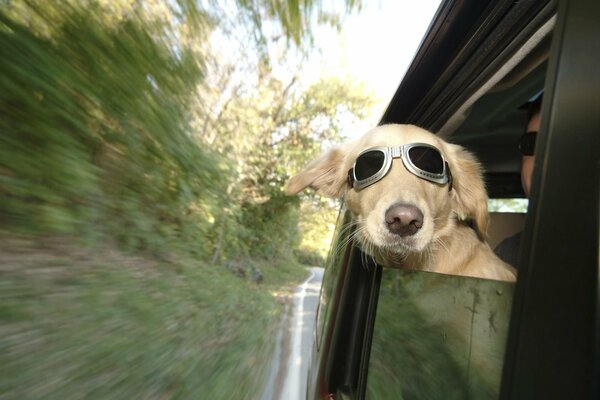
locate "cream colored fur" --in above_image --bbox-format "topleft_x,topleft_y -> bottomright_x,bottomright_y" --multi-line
286,124 -> 516,281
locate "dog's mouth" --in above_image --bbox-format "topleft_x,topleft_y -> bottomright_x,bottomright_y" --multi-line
373,233 -> 422,254
354,232 -> 423,268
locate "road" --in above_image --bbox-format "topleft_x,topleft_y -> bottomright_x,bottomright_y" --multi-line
261,267 -> 324,400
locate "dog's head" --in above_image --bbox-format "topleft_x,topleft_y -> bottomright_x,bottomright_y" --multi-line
286,124 -> 489,259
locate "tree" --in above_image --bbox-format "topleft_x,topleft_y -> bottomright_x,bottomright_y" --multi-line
1,0 -> 221,250
196,46 -> 374,261
0,0 -> 370,263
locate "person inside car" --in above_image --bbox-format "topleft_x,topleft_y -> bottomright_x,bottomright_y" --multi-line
494,94 -> 542,268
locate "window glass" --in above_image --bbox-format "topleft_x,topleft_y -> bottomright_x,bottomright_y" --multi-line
366,269 -> 514,399
488,198 -> 528,213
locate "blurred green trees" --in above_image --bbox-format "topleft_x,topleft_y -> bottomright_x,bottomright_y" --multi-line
0,3 -> 373,397
0,0 -> 372,264
1,1 -> 221,255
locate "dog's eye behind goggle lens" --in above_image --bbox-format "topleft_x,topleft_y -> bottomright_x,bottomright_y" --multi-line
348,144 -> 452,191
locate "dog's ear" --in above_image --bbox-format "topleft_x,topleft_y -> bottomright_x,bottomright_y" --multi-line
446,143 -> 490,238
285,146 -> 349,198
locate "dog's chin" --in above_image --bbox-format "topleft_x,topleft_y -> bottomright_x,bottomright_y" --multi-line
371,229 -> 430,253
356,231 -> 429,263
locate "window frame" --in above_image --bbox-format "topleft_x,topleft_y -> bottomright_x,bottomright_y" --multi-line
499,0 -> 600,397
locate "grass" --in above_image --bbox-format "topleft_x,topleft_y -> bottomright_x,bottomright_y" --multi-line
0,234 -> 308,399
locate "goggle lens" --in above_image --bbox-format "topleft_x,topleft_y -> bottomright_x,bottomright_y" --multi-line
407,146 -> 444,174
355,150 -> 386,180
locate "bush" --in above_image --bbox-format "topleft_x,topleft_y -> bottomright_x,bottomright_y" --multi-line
0,5 -> 226,254
293,247 -> 324,266
240,194 -> 301,261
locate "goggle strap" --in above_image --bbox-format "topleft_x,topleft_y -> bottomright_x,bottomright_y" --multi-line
347,168 -> 355,187
446,161 -> 453,192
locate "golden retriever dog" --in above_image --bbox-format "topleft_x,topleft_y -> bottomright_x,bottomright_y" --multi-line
286,124 -> 516,281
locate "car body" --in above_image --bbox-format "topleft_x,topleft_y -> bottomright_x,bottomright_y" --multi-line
305,0 -> 599,399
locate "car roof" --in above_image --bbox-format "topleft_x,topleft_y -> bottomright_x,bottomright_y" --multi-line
379,0 -> 556,198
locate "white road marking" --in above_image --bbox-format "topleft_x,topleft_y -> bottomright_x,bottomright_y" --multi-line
280,268 -> 317,400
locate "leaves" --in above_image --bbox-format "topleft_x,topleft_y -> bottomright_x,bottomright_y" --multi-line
0,2 -> 220,251
0,0 -> 370,262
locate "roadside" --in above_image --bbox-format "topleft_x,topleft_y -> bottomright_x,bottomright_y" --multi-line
0,234 -> 307,399
261,267 -> 324,400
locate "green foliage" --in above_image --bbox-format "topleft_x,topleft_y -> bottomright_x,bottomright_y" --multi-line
235,0 -> 363,50
0,1 -> 373,397
0,3 -> 224,253
293,247 -> 325,266
240,194 -> 301,260
296,197 -> 340,259
0,0 -> 371,262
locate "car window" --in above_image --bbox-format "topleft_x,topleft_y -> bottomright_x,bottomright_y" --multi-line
365,269 -> 514,399
488,199 -> 528,213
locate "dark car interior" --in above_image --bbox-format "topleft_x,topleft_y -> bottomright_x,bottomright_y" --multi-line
446,45 -> 550,249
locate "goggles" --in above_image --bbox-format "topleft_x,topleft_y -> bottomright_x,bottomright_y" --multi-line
519,131 -> 537,156
347,143 -> 453,191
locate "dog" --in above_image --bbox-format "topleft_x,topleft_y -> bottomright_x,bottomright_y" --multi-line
286,124 -> 516,281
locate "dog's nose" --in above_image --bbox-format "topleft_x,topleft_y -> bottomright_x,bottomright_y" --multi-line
385,204 -> 424,237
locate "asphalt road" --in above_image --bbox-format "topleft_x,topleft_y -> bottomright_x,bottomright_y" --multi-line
260,267 -> 324,400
